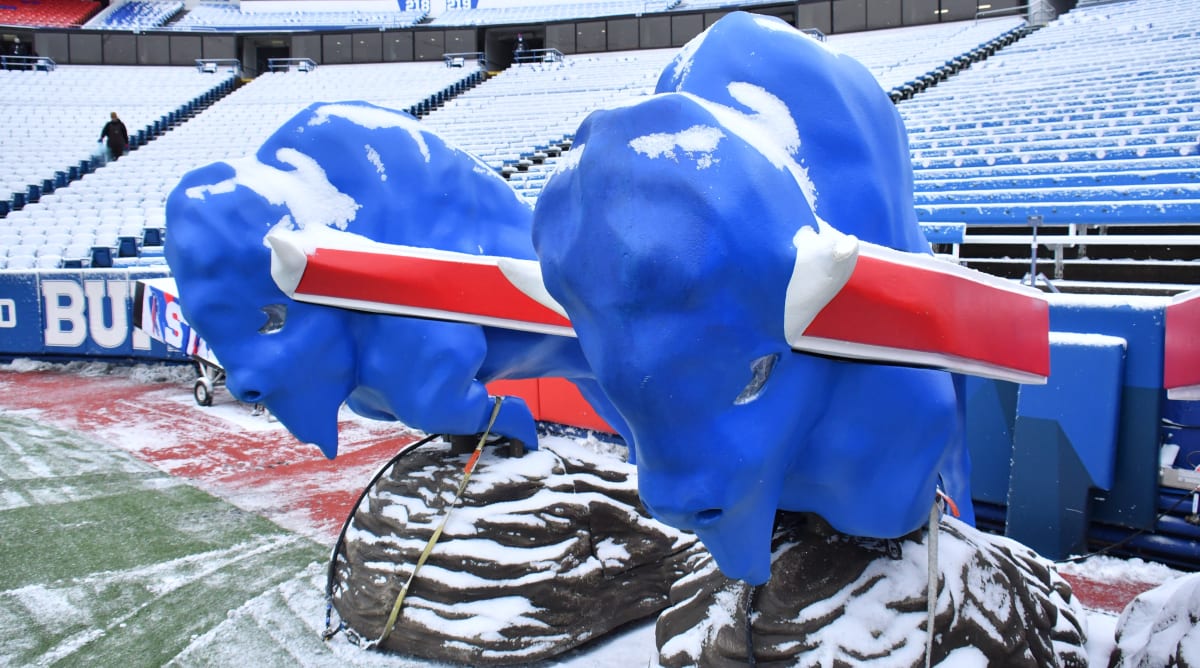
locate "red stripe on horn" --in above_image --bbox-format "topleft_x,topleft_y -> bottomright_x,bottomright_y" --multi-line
294,248 -> 572,330
1165,289 -> 1200,392
803,252 -> 1050,379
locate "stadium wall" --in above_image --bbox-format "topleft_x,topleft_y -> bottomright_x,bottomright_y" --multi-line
9,0 -> 1042,72
0,268 -> 191,363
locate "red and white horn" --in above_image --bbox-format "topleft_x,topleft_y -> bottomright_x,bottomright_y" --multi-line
268,225 -> 1049,384
783,226 -> 1049,384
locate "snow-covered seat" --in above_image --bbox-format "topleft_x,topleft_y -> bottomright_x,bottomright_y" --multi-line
5,254 -> 37,270
915,200 -> 1200,225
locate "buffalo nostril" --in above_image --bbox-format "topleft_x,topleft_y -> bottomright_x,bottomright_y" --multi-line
695,508 -> 723,526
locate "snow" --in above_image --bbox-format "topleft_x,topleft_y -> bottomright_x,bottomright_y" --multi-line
690,87 -> 819,211
783,225 -> 858,342
628,124 -> 725,168
1046,292 -> 1172,311
187,148 -> 361,232
1109,571 -> 1200,666
1049,331 -> 1128,348
407,596 -> 552,641
2,360 -> 1199,667
364,145 -> 387,181
308,103 -> 431,164
1058,554 -> 1185,589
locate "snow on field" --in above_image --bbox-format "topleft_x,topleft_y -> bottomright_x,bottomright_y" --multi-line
0,360 -> 1194,666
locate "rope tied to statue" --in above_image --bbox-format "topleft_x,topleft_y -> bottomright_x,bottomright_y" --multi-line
322,432 -> 442,643
370,396 -> 506,648
925,489 -> 957,668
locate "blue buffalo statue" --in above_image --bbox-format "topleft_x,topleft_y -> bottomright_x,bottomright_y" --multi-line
532,13 -> 965,585
166,101 -> 625,459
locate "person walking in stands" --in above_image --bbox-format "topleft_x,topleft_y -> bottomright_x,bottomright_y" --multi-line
99,112 -> 129,162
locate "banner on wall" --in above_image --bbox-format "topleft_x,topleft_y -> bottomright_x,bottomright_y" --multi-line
132,278 -> 218,366
0,269 -> 191,362
0,272 -> 43,353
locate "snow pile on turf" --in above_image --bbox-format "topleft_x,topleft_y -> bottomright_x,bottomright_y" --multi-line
2,358 -> 196,383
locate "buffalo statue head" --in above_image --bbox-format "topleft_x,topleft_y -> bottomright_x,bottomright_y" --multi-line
533,16 -> 958,584
166,101 -> 547,457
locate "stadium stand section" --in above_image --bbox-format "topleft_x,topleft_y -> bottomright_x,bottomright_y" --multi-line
840,17 -> 1028,95
0,64 -> 235,220
83,0 -> 183,30
0,61 -> 475,269
0,12 -> 1040,269
0,0 -> 99,27
669,0 -> 783,9
10,3 -> 1193,294
169,3 -> 426,30
427,1 -> 676,27
425,49 -> 677,202
497,17 -> 1030,203
897,0 -> 1200,292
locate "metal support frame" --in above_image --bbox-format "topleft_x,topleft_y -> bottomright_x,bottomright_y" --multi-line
512,47 -> 564,65
0,55 -> 56,71
267,57 -> 317,72
443,51 -> 485,68
1023,215 -> 1060,292
194,58 -> 242,75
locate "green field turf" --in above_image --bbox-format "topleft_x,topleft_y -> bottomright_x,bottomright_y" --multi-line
0,413 -> 336,667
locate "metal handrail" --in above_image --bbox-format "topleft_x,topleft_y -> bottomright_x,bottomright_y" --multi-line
0,55 -> 56,71
194,58 -> 241,75
443,51 -> 485,68
513,47 -> 563,65
800,27 -> 826,42
267,57 -> 317,72
977,0 -> 1056,26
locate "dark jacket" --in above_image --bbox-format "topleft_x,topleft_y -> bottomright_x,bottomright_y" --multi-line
100,119 -> 129,151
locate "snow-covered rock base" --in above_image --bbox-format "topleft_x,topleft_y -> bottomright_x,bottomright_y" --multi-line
329,435 -> 703,665
1109,571 -> 1200,667
657,512 -> 1089,667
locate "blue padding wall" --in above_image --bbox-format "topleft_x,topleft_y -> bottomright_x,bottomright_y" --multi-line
1162,399 -> 1200,468
1047,295 -> 1168,531
0,269 -> 189,362
964,375 -> 1019,505
1006,333 -> 1125,559
966,294 -> 1170,533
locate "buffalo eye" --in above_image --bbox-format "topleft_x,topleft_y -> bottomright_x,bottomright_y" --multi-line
258,304 -> 288,334
734,353 -> 778,405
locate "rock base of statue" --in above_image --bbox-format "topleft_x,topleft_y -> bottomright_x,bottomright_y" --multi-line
657,512 -> 1088,667
329,435 -> 702,665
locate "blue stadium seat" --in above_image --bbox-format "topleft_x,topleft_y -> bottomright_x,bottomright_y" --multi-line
117,236 -> 140,258
89,246 -> 114,268
142,227 -> 164,247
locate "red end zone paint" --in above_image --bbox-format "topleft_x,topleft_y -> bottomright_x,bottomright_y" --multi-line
1060,572 -> 1160,614
0,367 -> 420,539
0,367 -> 1162,614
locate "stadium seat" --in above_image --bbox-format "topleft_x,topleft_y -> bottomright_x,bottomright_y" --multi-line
89,246 -> 114,268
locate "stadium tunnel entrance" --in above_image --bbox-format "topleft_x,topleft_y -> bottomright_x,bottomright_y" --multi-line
245,37 -> 290,78
484,27 -> 543,70
1,30 -> 37,66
